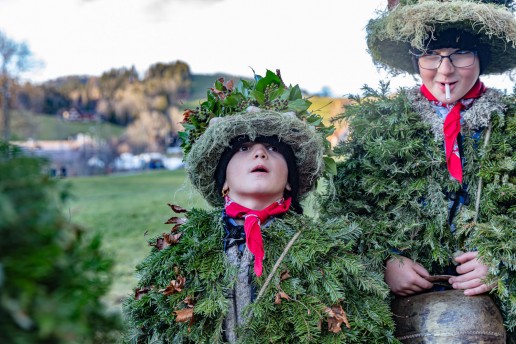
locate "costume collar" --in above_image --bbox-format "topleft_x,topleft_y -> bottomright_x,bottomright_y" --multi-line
407,86 -> 506,141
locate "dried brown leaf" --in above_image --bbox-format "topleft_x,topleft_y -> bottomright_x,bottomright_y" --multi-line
164,232 -> 182,245
325,304 -> 351,333
280,270 -> 291,281
274,291 -> 291,305
134,287 -> 151,300
164,217 -> 187,225
167,203 -> 188,213
160,275 -> 186,296
174,308 -> 194,323
149,237 -> 167,250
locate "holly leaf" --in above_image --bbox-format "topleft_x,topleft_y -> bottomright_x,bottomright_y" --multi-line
325,304 -> 351,333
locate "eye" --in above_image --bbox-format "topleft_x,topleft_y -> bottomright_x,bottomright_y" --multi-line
267,145 -> 279,152
239,146 -> 249,152
453,50 -> 471,55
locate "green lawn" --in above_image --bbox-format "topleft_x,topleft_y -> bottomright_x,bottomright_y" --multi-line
65,169 -> 323,313
65,169 -> 206,311
10,110 -> 125,141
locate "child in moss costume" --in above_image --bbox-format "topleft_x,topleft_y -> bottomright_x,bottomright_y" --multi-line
324,0 -> 515,342
123,72 -> 396,343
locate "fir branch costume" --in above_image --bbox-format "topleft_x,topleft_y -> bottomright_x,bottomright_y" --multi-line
324,84 -> 515,334
124,208 -> 396,343
123,73 -> 396,343
325,0 -> 516,341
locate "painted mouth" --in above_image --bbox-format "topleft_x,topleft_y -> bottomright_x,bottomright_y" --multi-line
251,165 -> 269,173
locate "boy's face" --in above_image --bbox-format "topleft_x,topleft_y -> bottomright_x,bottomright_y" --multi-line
224,142 -> 289,210
419,47 -> 480,103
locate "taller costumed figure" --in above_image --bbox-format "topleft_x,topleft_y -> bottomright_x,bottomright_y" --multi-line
322,0 -> 516,343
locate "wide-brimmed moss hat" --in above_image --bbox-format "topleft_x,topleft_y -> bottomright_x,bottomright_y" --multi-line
180,70 -> 334,207
186,110 -> 325,206
367,0 -> 516,75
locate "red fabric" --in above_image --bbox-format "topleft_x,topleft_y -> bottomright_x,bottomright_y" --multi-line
420,80 -> 486,183
224,196 -> 291,276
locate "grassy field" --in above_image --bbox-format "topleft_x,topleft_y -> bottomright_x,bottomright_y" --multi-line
65,169 -> 206,311
65,169 -> 324,313
10,110 -> 125,141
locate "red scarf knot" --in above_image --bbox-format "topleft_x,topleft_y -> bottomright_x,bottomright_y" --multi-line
420,80 -> 486,184
224,196 -> 291,276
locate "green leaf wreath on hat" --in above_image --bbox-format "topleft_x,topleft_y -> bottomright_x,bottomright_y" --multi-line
123,70 -> 397,343
322,0 -> 516,342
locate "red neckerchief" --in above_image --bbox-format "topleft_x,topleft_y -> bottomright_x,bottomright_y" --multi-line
224,196 -> 291,276
420,80 -> 486,184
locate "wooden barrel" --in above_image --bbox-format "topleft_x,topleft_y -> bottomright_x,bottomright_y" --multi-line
391,290 -> 506,344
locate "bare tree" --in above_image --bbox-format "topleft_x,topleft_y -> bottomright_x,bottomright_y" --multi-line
0,30 -> 32,140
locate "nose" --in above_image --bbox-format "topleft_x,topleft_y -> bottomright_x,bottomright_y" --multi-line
438,56 -> 455,74
252,144 -> 268,159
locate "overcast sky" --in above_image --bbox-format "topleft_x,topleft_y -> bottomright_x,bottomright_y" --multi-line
1,0 -> 514,96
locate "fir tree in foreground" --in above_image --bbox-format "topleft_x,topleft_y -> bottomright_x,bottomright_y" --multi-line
0,141 -> 121,343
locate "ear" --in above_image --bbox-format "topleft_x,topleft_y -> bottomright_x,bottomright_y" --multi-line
285,183 -> 292,191
222,182 -> 230,196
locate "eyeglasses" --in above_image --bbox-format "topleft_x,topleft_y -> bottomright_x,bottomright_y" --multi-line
417,50 -> 477,70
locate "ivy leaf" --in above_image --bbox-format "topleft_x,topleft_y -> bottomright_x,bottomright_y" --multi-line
250,90 -> 265,105
289,85 -> 302,100
268,87 -> 285,101
214,78 -> 224,91
287,99 -> 311,113
255,69 -> 281,92
223,94 -> 239,107
324,157 -> 337,176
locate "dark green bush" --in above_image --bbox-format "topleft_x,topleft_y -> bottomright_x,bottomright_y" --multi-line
0,141 -> 120,343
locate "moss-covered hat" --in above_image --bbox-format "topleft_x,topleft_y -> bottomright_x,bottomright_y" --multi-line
366,0 -> 516,75
180,70 -> 334,207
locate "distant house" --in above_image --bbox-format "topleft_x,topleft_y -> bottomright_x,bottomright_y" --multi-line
12,134 -> 99,176
61,107 -> 99,122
